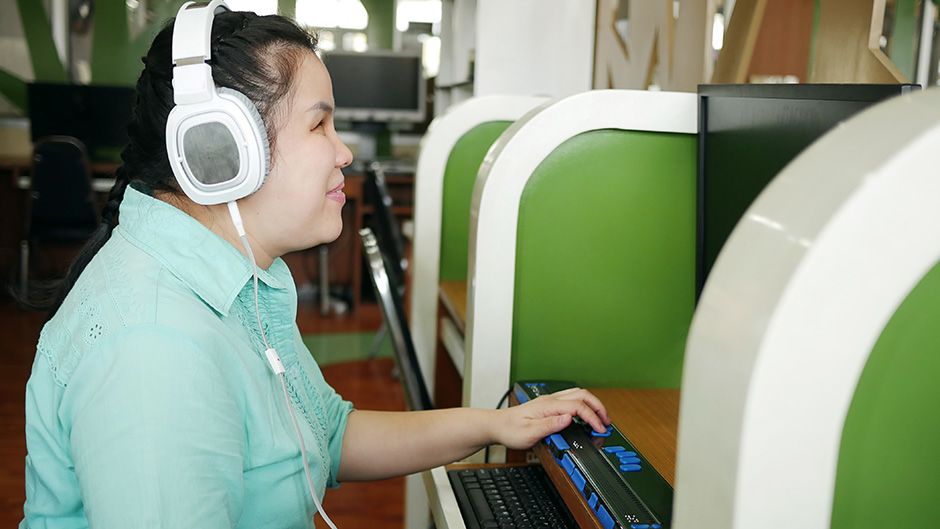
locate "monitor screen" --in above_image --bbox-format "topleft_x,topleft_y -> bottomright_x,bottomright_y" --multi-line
27,82 -> 135,161
697,83 -> 918,297
321,51 -> 424,123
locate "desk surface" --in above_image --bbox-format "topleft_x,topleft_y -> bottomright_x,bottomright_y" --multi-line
533,387 -> 679,529
439,280 -> 468,335
429,387 -> 681,529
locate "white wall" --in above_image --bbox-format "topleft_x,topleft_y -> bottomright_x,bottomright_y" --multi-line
474,0 -> 595,97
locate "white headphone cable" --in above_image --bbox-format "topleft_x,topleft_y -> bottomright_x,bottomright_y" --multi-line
227,201 -> 339,529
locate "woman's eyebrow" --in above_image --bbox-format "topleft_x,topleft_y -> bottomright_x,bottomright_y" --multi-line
306,101 -> 334,115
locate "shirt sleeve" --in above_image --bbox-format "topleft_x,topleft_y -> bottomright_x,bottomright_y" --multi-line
63,324 -> 246,529
320,375 -> 354,488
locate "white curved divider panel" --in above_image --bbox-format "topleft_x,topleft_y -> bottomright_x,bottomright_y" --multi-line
464,89 -> 697,409
410,95 -> 549,395
673,88 -> 940,529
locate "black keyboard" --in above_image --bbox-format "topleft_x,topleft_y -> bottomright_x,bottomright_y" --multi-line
448,466 -> 577,529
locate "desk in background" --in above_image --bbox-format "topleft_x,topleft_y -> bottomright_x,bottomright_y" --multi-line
436,280 -> 468,408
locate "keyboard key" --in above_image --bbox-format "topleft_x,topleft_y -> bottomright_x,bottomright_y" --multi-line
549,433 -> 570,450
591,425 -> 613,437
449,466 -> 576,529
587,492 -> 598,509
560,454 -> 575,475
596,504 -> 615,529
603,445 -> 626,453
570,468 -> 586,492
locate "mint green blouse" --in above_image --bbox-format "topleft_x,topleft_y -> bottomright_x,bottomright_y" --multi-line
21,185 -> 354,529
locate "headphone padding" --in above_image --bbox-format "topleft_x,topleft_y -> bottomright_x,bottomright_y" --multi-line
218,87 -> 271,174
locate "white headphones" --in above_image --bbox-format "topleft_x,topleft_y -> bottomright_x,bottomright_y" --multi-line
165,0 -> 269,206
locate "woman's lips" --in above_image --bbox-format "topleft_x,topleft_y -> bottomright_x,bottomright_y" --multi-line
326,181 -> 346,204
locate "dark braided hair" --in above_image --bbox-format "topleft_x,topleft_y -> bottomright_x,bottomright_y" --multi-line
19,11 -> 318,316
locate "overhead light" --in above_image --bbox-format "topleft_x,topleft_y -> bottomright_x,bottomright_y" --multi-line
225,0 -> 278,15
296,0 -> 369,30
396,0 -> 442,33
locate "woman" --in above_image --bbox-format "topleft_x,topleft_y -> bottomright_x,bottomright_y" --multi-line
20,7 -> 609,529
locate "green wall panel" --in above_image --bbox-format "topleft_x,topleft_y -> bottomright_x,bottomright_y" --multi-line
831,259 -> 940,528
91,1 -> 183,85
439,121 -> 512,281
511,130 -> 696,388
16,0 -> 67,82
0,69 -> 28,112
362,0 -> 394,50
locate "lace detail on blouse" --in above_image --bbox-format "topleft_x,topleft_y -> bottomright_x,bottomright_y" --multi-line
231,285 -> 332,487
39,276 -> 111,387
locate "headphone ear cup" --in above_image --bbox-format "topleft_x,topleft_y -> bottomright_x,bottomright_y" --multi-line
218,87 -> 271,175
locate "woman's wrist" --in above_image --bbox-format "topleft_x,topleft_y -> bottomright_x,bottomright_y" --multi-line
478,407 -> 507,448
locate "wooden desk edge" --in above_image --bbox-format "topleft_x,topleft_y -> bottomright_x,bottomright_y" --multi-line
438,281 -> 467,335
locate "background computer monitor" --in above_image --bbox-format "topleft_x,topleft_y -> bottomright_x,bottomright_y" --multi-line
321,50 -> 425,124
696,83 -> 918,297
27,82 -> 135,161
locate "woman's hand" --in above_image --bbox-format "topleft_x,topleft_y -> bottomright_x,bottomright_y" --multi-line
491,388 -> 611,450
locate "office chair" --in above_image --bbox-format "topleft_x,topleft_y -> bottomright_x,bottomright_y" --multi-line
19,136 -> 99,295
364,161 -> 409,358
360,227 -> 432,411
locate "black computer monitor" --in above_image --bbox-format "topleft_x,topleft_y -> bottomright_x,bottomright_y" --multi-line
360,227 -> 433,411
321,50 -> 424,124
27,82 -> 135,161
696,83 -> 918,297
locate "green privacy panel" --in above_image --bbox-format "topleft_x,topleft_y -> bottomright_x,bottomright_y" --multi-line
91,1 -> 175,85
831,260 -> 940,529
0,69 -> 28,113
511,130 -> 696,388
16,0 -> 67,82
439,121 -> 512,281
888,0 -> 918,81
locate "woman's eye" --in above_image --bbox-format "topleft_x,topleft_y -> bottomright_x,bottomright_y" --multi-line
311,122 -> 323,132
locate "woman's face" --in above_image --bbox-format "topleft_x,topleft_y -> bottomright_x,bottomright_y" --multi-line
240,51 -> 353,258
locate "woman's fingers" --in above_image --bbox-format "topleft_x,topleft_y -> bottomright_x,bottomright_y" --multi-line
553,398 -> 605,434
551,388 -> 610,432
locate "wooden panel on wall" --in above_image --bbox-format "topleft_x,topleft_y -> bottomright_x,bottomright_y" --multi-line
748,0 -> 815,80
593,0 -> 715,92
712,0 -> 769,83
810,0 -> 908,82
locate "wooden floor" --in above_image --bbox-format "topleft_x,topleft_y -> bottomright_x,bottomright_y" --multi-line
0,300 -> 406,529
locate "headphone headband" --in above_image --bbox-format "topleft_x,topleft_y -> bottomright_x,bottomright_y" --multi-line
166,0 -> 270,206
172,1 -> 229,105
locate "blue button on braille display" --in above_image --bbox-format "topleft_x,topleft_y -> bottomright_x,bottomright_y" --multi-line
617,451 -> 637,458
596,505 -> 615,529
603,446 -> 625,453
587,492 -> 598,509
630,525 -> 650,529
618,456 -> 641,465
620,464 -> 641,472
591,425 -> 613,437
514,388 -> 529,404
651,524 -> 662,528
571,468 -> 586,492
550,433 -> 570,451
561,454 -> 575,475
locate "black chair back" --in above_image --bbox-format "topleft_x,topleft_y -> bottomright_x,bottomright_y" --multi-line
360,227 -> 433,411
28,136 -> 99,241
